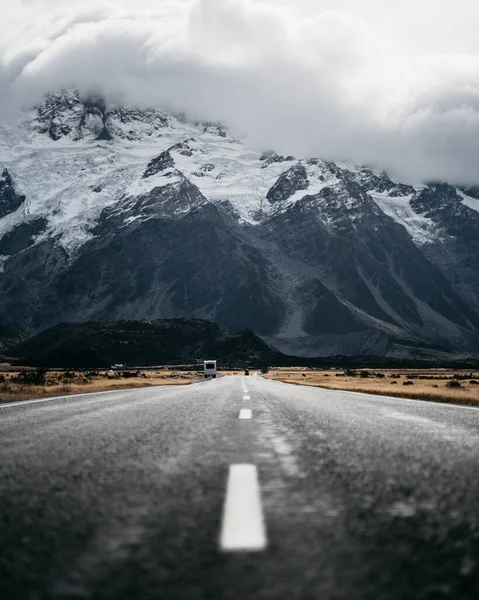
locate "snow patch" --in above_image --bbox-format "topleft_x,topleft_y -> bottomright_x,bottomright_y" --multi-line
457,189 -> 479,214
370,192 -> 436,245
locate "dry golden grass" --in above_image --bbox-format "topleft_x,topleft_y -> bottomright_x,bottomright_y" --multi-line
265,368 -> 479,406
0,370 -> 197,403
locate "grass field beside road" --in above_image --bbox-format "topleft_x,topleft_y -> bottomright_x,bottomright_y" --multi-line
265,368 -> 479,406
4,366 -> 478,407
0,368 -> 196,403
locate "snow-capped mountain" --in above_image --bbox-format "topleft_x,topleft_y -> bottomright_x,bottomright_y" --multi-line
1,90 -> 479,358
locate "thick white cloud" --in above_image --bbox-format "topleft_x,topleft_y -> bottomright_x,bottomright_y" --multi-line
2,0 -> 479,184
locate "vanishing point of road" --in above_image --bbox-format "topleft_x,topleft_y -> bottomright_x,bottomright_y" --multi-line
1,376 -> 479,599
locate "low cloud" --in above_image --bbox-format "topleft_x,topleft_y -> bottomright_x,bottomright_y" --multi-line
2,0 -> 479,184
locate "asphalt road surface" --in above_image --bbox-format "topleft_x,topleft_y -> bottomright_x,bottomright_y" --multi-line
1,376 -> 479,599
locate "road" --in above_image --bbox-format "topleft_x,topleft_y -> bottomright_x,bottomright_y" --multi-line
1,376 -> 479,599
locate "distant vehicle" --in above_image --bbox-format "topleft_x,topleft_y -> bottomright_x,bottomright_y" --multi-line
204,360 -> 217,379
261,367 -> 269,374
111,364 -> 125,370
244,368 -> 250,376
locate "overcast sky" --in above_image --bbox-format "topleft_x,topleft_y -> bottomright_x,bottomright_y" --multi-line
2,0 -> 479,184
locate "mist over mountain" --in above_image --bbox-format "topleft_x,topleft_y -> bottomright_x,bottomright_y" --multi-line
2,0 -> 479,185
0,90 -> 479,359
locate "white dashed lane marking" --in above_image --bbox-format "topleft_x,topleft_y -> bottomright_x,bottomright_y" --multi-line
220,464 -> 267,551
239,409 -> 252,420
243,395 -> 250,400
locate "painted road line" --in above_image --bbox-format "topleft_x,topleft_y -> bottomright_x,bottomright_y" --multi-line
220,464 -> 266,551
239,409 -> 252,420
243,395 -> 250,400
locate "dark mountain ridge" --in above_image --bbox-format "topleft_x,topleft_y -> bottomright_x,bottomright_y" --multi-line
11,318 -> 284,368
8,318 -> 479,370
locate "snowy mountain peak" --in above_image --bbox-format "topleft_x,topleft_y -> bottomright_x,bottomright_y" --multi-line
34,90 -> 170,142
1,89 -> 479,358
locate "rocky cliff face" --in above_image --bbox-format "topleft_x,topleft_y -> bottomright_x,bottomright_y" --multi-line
0,169 -> 25,219
410,184 -> 479,307
0,90 -> 478,357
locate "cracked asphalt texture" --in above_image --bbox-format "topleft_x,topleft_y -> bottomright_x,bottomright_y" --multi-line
1,376 -> 479,599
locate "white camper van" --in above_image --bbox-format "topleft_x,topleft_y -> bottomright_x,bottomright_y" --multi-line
204,360 -> 217,379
